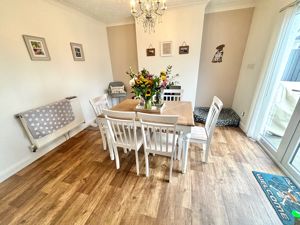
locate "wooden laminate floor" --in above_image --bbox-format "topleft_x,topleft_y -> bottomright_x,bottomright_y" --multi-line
0,126 -> 284,225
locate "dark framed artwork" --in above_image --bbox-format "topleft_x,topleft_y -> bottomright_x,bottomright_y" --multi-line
212,44 -> 225,63
146,48 -> 155,56
23,35 -> 51,61
179,45 -> 189,54
70,42 -> 85,61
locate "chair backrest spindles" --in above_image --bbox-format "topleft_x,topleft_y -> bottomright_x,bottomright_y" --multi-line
90,94 -> 110,116
205,96 -> 223,138
103,110 -> 137,150
162,89 -> 183,101
138,113 -> 178,154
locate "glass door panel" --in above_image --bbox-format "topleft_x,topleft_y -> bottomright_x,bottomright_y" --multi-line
260,12 -> 300,152
261,83 -> 300,150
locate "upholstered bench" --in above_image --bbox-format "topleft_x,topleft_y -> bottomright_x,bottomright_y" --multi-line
194,107 -> 240,127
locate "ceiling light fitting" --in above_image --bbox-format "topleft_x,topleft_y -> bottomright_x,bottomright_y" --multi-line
130,0 -> 167,33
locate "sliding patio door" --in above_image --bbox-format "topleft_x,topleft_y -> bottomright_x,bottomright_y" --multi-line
258,8 -> 300,159
251,4 -> 300,184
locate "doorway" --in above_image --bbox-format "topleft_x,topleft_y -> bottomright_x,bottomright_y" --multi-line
255,8 -> 300,184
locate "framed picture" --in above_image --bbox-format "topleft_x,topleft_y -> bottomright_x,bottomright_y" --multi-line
179,45 -> 189,54
212,44 -> 225,63
70,42 -> 85,61
160,41 -> 172,57
146,48 -> 155,56
23,35 -> 51,61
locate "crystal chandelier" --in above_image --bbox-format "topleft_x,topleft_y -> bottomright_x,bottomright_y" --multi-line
130,0 -> 167,33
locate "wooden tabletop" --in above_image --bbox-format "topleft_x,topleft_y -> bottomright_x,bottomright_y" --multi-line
103,99 -> 194,126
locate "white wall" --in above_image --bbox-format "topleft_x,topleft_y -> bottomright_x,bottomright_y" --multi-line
0,0 -> 113,181
135,4 -> 208,105
232,0 -> 292,132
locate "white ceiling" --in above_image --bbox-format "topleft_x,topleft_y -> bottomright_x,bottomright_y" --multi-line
53,0 -> 255,25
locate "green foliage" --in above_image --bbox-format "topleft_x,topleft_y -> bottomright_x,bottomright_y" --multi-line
127,65 -> 179,101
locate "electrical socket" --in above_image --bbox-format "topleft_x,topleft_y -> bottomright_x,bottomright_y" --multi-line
241,112 -> 245,117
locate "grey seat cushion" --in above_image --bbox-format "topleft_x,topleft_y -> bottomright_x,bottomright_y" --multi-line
108,81 -> 127,98
194,107 -> 240,127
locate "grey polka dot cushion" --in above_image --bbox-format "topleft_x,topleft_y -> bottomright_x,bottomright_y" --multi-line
194,107 -> 240,127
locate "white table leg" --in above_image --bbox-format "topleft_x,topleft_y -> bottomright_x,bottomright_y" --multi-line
181,136 -> 190,174
177,132 -> 183,160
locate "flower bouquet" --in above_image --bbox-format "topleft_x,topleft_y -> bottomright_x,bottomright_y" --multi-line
127,65 -> 178,110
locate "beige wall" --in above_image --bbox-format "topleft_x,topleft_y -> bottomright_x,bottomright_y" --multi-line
196,8 -> 254,107
107,24 -> 138,94
0,0 -> 113,181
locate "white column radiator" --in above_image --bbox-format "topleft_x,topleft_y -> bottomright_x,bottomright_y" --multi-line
16,96 -> 85,152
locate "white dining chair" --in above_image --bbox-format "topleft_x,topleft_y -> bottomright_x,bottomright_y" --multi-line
90,94 -> 110,151
162,89 -> 183,101
181,96 -> 223,167
138,112 -> 179,182
103,109 -> 143,175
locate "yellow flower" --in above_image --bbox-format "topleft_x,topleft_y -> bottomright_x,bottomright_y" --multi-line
147,80 -> 153,86
160,71 -> 166,76
145,90 -> 151,97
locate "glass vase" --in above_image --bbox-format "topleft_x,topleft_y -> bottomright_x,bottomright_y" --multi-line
155,91 -> 162,105
144,99 -> 152,110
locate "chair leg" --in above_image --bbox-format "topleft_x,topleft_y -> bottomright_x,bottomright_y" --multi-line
203,143 -> 210,163
174,144 -> 177,161
135,150 -> 140,176
99,126 -> 107,150
145,152 -> 150,177
113,146 -> 120,169
182,138 -> 190,174
106,134 -> 115,160
177,134 -> 183,160
169,151 -> 174,182
109,143 -> 115,161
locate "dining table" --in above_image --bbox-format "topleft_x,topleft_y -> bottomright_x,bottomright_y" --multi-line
98,99 -> 195,173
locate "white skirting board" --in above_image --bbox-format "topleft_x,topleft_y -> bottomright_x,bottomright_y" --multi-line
0,97 -> 87,183
239,121 -> 248,134
0,118 -> 94,183
17,97 -> 85,151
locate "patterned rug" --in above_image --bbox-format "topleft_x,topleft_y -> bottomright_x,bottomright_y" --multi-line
253,171 -> 300,225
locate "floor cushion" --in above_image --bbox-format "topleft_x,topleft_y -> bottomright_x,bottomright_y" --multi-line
194,107 -> 240,127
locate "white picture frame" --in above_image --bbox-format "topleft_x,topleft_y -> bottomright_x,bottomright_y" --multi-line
160,41 -> 173,57
23,35 -> 51,61
70,42 -> 85,61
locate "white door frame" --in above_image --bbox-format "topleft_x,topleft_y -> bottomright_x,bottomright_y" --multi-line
280,100 -> 300,182
257,99 -> 300,186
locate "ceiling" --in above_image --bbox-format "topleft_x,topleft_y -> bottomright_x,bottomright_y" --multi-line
53,0 -> 255,25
